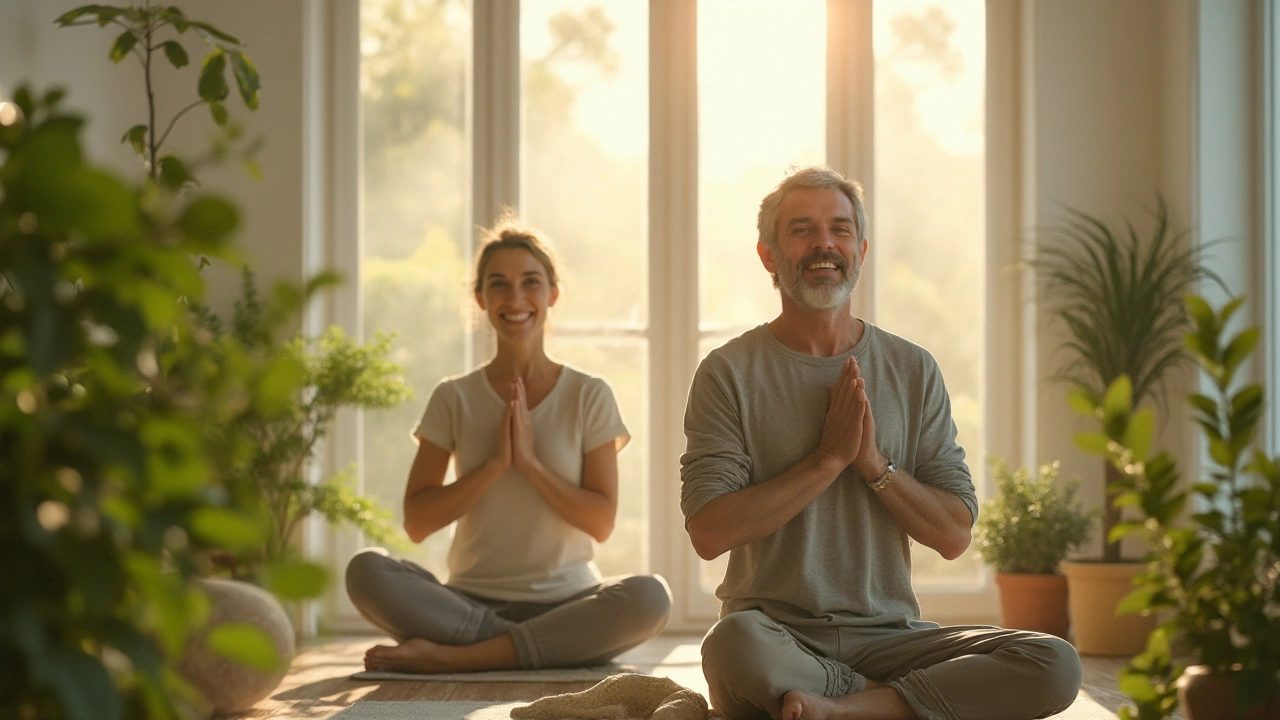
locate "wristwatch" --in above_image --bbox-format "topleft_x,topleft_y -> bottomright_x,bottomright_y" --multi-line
868,460 -> 897,492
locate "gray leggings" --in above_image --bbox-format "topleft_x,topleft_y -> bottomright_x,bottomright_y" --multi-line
345,548 -> 672,669
701,610 -> 1082,720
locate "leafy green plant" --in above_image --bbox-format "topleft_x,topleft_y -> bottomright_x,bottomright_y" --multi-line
1072,296 -> 1280,719
55,2 -> 261,188
0,87 -> 319,720
201,270 -> 412,578
1033,196 -> 1222,562
974,458 -> 1094,574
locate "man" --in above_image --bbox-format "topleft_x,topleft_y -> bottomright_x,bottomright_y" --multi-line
680,166 -> 1081,720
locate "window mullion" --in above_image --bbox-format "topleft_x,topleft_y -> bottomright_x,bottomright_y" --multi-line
826,0 -> 875,323
471,0 -> 521,368
649,0 -> 703,630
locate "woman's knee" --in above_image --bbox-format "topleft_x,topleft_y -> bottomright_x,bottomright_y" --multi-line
619,574 -> 672,631
344,547 -> 394,609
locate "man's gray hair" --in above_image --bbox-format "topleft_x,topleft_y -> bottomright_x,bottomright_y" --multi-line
756,166 -> 868,251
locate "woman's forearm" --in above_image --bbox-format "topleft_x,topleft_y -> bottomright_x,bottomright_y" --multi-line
518,460 -> 615,542
403,458 -> 506,543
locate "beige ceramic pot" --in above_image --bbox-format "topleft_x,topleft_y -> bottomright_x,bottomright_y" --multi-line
1059,560 -> 1155,655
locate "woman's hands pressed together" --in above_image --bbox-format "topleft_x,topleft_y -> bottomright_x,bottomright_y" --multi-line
510,377 -> 540,473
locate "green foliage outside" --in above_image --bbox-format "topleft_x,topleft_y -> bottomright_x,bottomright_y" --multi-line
55,2 -> 263,189
974,458 -> 1093,575
1072,296 -> 1280,719
1032,197 -> 1221,562
0,87 -> 318,720
197,270 -> 413,579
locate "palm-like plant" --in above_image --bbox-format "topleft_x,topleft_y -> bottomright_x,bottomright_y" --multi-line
1032,196 -> 1221,562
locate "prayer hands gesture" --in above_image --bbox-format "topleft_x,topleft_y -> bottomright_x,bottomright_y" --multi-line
510,377 -> 538,472
817,357 -> 867,468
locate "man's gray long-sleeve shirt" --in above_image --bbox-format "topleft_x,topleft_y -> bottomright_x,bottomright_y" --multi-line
680,322 -> 977,630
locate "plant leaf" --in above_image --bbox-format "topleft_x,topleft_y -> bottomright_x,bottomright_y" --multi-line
160,40 -> 189,68
157,155 -> 191,190
1124,407 -> 1155,461
1103,375 -> 1133,419
177,196 -> 239,243
120,124 -> 147,157
263,560 -> 328,600
189,507 -> 264,552
208,101 -> 228,126
229,52 -> 261,110
198,51 -> 229,103
205,623 -> 279,672
1067,386 -> 1100,417
1075,431 -> 1112,456
108,30 -> 138,63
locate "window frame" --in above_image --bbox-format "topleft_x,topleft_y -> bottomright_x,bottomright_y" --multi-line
315,0 -> 1013,634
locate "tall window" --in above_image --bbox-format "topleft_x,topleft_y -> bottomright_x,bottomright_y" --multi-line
873,0 -> 986,587
349,0 -> 989,629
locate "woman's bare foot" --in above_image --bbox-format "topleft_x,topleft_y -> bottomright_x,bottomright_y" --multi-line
364,638 -> 454,673
363,633 -> 520,673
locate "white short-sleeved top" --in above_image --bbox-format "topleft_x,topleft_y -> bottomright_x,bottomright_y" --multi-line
413,365 -> 630,602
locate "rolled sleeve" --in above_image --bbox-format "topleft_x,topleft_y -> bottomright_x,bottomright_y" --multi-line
679,355 -> 753,522
911,355 -> 978,525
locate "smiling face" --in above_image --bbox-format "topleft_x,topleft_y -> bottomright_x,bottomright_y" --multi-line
759,186 -> 867,311
475,247 -> 559,341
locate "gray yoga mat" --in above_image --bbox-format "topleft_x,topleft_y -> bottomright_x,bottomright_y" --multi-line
349,663 -> 634,683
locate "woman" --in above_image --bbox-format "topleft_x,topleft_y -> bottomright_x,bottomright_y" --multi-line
346,215 -> 671,673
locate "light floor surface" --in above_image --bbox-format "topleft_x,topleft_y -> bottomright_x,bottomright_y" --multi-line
225,635 -> 1141,719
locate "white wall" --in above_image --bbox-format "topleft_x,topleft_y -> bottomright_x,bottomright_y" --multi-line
0,0 -> 309,316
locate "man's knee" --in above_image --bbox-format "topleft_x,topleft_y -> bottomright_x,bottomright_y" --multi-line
1025,635 -> 1083,713
702,611 -> 785,716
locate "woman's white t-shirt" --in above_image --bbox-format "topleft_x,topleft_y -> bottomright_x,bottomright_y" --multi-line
412,365 -> 629,602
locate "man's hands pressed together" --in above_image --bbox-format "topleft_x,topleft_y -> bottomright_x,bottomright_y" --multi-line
817,357 -> 889,481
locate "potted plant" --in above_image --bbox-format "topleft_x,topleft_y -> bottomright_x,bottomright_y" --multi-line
1072,295 -> 1279,720
974,458 -> 1093,639
1032,196 -> 1221,654
0,86 -> 321,720
198,269 -> 412,581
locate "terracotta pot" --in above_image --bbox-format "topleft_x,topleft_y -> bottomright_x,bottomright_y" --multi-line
1059,560 -> 1156,655
1177,665 -> 1280,720
994,572 -> 1070,639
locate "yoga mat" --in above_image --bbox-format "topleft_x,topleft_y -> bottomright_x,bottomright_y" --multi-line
330,701 -> 518,720
350,664 -> 635,683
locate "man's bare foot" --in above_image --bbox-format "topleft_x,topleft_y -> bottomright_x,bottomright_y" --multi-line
364,638 -> 454,673
780,682 -> 913,720
781,690 -> 836,720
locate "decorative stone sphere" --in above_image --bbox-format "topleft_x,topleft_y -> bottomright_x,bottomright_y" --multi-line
178,578 -> 295,716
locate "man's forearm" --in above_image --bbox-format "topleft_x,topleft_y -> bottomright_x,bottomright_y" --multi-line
871,467 -> 973,560
686,450 -> 847,560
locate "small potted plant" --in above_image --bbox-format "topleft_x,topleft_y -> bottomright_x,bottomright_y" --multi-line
974,458 -> 1093,639
1073,295 -> 1280,720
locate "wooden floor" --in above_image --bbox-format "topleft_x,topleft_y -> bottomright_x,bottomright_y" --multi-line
226,635 -> 708,719
227,635 -> 1133,719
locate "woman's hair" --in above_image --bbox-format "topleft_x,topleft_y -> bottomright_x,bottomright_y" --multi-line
472,209 -> 561,293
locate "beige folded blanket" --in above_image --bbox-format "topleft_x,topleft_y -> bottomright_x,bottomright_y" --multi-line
511,673 -> 709,720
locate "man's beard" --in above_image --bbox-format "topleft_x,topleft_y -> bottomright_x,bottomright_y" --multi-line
777,250 -> 860,310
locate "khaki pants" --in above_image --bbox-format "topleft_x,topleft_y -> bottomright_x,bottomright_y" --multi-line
701,610 -> 1081,720
345,548 -> 671,669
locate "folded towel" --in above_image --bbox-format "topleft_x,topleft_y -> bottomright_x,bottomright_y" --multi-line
511,673 -> 708,720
